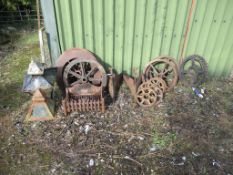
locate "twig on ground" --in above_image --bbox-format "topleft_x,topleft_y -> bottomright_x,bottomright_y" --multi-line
113,155 -> 143,167
56,117 -> 74,138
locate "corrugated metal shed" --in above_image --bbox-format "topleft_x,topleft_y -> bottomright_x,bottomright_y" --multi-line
42,0 -> 233,77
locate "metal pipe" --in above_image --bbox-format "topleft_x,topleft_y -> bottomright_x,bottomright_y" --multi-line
178,0 -> 196,67
36,0 -> 40,31
39,27 -> 45,63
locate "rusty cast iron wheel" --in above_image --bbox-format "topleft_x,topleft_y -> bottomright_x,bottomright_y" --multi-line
147,77 -> 167,93
56,48 -> 97,91
152,86 -> 163,105
136,83 -> 156,107
63,58 -> 107,88
179,54 -> 208,87
137,82 -> 163,105
143,56 -> 178,91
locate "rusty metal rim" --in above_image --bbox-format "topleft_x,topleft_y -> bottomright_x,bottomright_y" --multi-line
137,82 -> 163,106
62,58 -> 106,88
142,56 -> 179,91
147,77 -> 167,93
136,82 -> 156,107
179,54 -> 208,87
56,48 -> 97,93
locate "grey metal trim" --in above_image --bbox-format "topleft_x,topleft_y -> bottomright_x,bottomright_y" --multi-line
40,0 -> 60,66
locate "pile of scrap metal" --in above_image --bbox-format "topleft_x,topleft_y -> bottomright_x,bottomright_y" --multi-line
56,48 -> 116,115
23,47 -> 209,120
124,56 -> 179,108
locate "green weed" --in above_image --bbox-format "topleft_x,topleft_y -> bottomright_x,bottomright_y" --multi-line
152,130 -> 176,149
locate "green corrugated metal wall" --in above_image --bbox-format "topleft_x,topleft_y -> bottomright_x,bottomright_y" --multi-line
53,0 -> 233,77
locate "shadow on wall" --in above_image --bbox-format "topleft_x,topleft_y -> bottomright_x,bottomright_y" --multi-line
89,51 -> 123,101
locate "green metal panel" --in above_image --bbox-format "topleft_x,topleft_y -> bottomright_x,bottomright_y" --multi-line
185,0 -> 233,77
122,0 -> 135,75
93,0 -> 104,58
114,0 -> 124,72
52,0 -> 233,77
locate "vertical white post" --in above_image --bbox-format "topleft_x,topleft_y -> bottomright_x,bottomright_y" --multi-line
39,28 -> 45,63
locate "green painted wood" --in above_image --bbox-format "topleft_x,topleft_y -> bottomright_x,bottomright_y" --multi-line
51,0 -> 233,77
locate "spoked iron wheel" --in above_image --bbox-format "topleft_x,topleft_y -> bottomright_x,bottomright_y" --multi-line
179,54 -> 208,87
136,86 -> 156,107
136,82 -> 163,107
143,56 -> 178,91
63,58 -> 107,87
147,77 -> 167,93
137,81 -> 163,105
56,48 -> 97,92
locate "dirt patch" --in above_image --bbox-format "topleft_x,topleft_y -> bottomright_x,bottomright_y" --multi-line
1,80 -> 233,174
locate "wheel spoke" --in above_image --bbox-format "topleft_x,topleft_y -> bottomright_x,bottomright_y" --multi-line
196,67 -> 204,74
149,97 -> 155,101
80,62 -> 85,77
145,99 -> 150,105
86,67 -> 98,78
139,98 -> 145,104
163,75 -> 172,84
137,95 -> 143,99
162,65 -> 173,75
163,63 -> 169,70
149,70 -> 154,77
70,79 -> 82,86
150,64 -> 159,74
191,59 -> 197,67
68,70 -> 82,79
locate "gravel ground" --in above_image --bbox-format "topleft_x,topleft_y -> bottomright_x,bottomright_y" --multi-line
1,80 -> 233,175
0,29 -> 233,175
